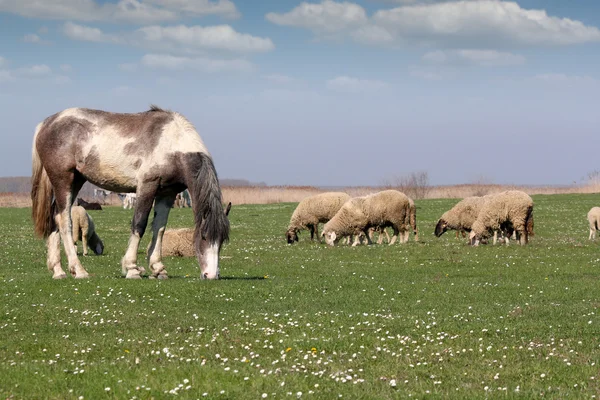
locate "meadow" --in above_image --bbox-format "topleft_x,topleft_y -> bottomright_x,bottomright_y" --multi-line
1,193 -> 599,399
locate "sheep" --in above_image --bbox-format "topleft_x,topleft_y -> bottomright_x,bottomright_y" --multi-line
76,198 -> 103,210
588,207 -> 600,240
123,193 -> 136,209
71,205 -> 104,256
468,190 -> 534,246
149,202 -> 231,257
373,196 -> 418,244
285,192 -> 351,244
435,196 -> 485,238
322,190 -> 411,246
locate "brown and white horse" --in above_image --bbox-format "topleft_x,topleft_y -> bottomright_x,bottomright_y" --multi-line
31,105 -> 229,280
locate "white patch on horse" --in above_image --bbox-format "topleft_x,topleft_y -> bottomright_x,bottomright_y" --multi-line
203,243 -> 220,279
157,114 -> 209,161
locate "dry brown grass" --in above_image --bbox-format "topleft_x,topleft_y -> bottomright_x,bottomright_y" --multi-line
4,183 -> 600,209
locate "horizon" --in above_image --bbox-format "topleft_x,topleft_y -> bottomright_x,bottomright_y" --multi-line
1,0 -> 599,187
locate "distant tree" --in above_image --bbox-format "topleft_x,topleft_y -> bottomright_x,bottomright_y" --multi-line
386,171 -> 431,200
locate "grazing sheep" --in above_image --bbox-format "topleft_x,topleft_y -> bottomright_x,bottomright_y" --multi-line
373,196 -> 418,244
76,198 -> 103,211
286,192 -> 351,244
469,190 -> 534,246
588,207 -> 600,240
435,196 -> 484,238
150,202 -> 231,257
71,205 -> 104,256
322,190 -> 411,246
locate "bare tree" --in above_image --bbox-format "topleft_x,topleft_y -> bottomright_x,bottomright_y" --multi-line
388,171 -> 431,200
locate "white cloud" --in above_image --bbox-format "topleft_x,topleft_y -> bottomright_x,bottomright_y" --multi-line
119,62 -> 138,72
144,0 -> 240,19
23,33 -> 41,43
16,64 -> 52,77
60,64 -> 73,72
267,0 -> 600,48
423,49 -> 526,67
0,0 -> 178,24
263,74 -> 296,84
0,0 -> 239,23
63,22 -> 121,43
533,73 -> 599,85
369,1 -> 600,47
0,70 -> 13,83
141,53 -> 254,72
326,75 -> 388,92
136,25 -> 275,53
266,0 -> 367,35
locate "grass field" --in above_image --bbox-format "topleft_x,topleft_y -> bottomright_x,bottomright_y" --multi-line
1,194 -> 599,399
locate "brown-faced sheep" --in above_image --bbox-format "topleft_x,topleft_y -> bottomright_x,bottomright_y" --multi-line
150,202 -> 232,257
286,192 -> 351,244
71,205 -> 104,256
469,190 -> 534,246
322,190 -> 411,246
588,207 -> 600,240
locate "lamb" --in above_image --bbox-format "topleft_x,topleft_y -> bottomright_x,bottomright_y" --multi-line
435,196 -> 485,238
468,190 -> 534,246
71,205 -> 104,256
150,202 -> 231,257
285,192 -> 351,244
588,207 -> 600,240
322,190 -> 411,246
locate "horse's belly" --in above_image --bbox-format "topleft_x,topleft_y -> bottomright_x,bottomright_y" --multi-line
78,154 -> 138,193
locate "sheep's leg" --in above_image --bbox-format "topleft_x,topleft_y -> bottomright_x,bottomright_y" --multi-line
314,224 -> 321,243
519,228 -> 528,245
590,228 -> 595,240
146,193 -> 176,279
309,225 -> 315,241
493,231 -> 498,245
81,224 -> 89,256
377,228 -> 385,245
351,235 -> 361,246
389,227 -> 399,245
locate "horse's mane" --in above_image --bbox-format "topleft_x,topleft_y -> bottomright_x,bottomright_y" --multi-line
147,104 -> 165,112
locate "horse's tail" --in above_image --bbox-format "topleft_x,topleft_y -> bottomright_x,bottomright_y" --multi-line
189,153 -> 230,253
31,122 -> 56,238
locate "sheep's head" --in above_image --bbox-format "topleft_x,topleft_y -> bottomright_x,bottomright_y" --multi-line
323,231 -> 337,247
286,229 -> 299,244
89,234 -> 104,255
434,219 -> 448,237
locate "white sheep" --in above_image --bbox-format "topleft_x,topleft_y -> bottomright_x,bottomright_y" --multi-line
469,190 -> 534,246
435,196 -> 485,239
286,192 -> 351,244
71,205 -> 104,256
149,203 -> 231,257
322,190 -> 412,246
588,207 -> 600,240
373,196 -> 418,244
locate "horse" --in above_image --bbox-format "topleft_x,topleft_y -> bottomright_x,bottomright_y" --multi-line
31,105 -> 229,280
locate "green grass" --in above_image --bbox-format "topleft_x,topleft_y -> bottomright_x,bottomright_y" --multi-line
1,194 -> 600,399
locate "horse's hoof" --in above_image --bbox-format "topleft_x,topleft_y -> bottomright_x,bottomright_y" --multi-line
74,271 -> 90,279
125,269 -> 142,279
53,273 -> 67,280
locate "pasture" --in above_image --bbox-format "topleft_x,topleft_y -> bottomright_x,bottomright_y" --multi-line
1,193 -> 599,399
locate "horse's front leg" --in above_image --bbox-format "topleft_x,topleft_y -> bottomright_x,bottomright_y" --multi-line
121,188 -> 157,279
146,194 -> 176,279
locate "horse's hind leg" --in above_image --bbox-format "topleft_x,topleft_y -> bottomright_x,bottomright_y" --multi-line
47,227 -> 67,279
146,194 -> 176,279
52,174 -> 89,278
121,185 -> 159,279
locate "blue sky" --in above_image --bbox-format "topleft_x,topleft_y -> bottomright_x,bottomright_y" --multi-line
1,0 -> 599,187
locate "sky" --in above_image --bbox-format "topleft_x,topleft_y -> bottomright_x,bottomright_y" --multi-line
0,0 -> 599,187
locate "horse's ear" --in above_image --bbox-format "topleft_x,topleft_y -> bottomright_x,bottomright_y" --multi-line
224,202 -> 232,217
